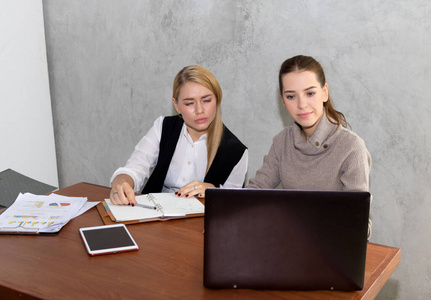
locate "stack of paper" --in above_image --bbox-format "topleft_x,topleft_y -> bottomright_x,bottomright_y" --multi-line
0,193 -> 97,234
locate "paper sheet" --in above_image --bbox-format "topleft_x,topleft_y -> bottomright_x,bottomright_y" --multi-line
0,193 -> 94,233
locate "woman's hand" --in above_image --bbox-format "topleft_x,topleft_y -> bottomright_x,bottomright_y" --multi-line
110,174 -> 137,205
175,181 -> 215,199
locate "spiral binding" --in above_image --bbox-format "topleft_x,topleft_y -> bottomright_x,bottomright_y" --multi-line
147,194 -> 164,214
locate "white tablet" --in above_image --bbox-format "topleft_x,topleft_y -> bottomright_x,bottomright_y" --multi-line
79,224 -> 139,256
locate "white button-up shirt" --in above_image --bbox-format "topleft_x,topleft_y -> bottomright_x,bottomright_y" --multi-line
111,116 -> 248,193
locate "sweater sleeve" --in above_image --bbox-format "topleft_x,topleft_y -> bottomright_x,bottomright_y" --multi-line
339,135 -> 372,192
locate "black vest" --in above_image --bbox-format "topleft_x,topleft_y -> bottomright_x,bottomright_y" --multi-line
142,116 -> 247,194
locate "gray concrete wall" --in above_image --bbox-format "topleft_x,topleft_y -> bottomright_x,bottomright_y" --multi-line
43,1 -> 431,298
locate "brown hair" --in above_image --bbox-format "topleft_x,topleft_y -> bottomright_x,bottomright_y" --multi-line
172,65 -> 223,173
278,55 -> 348,128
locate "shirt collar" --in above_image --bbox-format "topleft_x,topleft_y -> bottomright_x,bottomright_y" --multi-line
181,123 -> 207,143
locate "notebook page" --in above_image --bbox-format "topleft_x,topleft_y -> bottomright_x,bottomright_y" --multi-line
150,193 -> 205,217
105,196 -> 163,221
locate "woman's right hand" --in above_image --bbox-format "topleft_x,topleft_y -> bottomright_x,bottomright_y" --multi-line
110,174 -> 136,205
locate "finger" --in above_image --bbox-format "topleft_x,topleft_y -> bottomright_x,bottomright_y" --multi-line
190,184 -> 210,198
125,189 -> 136,205
185,185 -> 200,198
185,191 -> 200,198
117,190 -> 131,205
110,191 -> 123,204
111,188 -> 130,205
112,192 -> 124,205
178,181 -> 199,198
176,185 -> 191,197
177,180 -> 202,197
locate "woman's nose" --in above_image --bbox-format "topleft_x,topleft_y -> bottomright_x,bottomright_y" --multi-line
195,101 -> 204,114
297,96 -> 307,109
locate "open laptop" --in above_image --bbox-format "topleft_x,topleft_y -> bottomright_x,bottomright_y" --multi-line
204,188 -> 370,291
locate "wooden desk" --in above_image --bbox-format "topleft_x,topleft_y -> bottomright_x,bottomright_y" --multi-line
0,183 -> 401,299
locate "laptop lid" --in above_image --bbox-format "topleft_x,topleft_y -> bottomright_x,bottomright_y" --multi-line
204,189 -> 370,291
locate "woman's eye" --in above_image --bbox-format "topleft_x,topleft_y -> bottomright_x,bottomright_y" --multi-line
184,102 -> 193,106
307,91 -> 316,97
203,98 -> 212,103
285,95 -> 294,100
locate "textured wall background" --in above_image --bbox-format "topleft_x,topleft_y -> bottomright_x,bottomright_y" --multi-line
43,1 -> 430,298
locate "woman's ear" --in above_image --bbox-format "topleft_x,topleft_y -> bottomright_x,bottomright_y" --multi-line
323,83 -> 329,102
172,97 -> 179,112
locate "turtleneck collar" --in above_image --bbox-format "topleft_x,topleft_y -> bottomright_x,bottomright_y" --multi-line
292,112 -> 339,155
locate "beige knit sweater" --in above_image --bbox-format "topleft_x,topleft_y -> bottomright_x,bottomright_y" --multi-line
247,114 -> 371,191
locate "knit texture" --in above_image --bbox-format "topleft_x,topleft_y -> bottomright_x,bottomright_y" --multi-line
247,114 -> 371,191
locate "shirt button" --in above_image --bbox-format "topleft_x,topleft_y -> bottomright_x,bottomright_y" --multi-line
187,161 -> 191,165
315,141 -> 320,147
323,144 -> 328,149
182,178 -> 185,182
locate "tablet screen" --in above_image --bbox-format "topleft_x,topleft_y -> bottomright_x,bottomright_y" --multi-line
79,224 -> 139,256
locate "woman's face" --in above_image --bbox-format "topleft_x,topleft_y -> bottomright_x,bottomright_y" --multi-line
281,71 -> 328,139
173,81 -> 217,142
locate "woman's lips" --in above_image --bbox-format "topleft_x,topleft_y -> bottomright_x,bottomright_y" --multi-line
195,118 -> 207,124
297,112 -> 312,119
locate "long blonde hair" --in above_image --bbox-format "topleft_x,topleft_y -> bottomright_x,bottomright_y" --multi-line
172,65 -> 224,173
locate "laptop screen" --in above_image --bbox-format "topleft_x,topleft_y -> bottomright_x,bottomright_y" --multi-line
204,189 -> 370,291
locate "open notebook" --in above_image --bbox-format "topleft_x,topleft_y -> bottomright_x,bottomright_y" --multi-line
100,193 -> 204,224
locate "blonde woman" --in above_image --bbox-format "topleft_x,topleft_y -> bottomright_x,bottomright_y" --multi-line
110,65 -> 248,205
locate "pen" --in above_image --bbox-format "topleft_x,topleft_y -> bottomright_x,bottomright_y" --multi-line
135,203 -> 157,210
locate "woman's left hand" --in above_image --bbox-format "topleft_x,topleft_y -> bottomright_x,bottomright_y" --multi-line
175,181 -> 215,199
